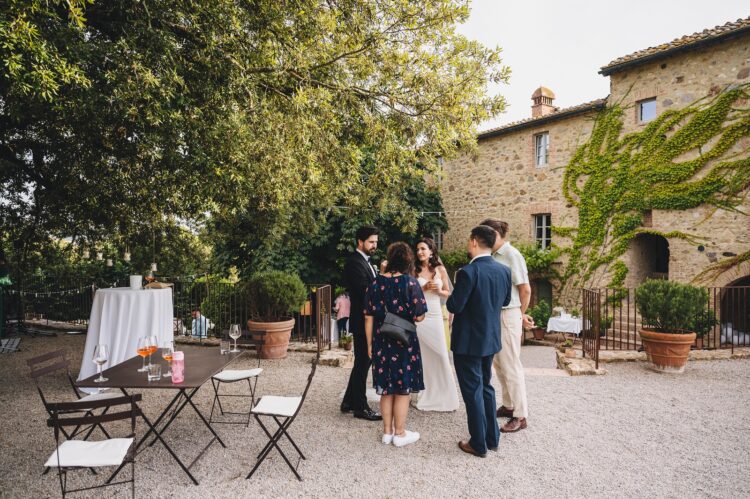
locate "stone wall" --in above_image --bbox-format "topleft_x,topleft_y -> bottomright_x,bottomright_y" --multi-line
441,31 -> 750,303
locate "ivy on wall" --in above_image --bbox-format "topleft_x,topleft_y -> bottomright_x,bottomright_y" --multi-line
556,83 -> 750,295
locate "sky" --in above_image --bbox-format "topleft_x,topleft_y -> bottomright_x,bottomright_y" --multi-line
457,0 -> 750,131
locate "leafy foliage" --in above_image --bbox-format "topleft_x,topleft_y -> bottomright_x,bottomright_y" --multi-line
439,248 -> 469,280
557,84 -> 750,294
515,243 -> 561,280
245,270 -> 308,322
635,279 -> 711,334
1,1 -> 507,280
527,299 -> 551,329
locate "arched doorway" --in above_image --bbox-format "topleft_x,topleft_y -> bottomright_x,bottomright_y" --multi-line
720,275 -> 750,345
627,233 -> 670,285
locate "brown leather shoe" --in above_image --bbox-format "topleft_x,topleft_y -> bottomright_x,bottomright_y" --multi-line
501,417 -> 527,433
458,440 -> 487,458
496,405 -> 514,418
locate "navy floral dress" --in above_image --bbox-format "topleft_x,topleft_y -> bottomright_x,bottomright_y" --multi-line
365,274 -> 428,395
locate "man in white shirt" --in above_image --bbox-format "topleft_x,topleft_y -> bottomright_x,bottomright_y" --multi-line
191,308 -> 210,339
481,218 -> 533,433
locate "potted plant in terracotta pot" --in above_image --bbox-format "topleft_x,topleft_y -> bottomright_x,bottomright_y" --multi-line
692,308 -> 718,350
246,270 -> 308,359
527,300 -> 550,341
338,332 -> 353,351
635,279 -> 709,373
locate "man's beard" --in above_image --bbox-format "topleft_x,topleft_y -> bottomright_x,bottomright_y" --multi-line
366,247 -> 377,256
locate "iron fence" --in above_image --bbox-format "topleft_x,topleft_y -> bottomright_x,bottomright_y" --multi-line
8,277 -> 334,352
582,286 -> 750,360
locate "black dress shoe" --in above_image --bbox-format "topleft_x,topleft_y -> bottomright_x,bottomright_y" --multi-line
353,408 -> 382,421
340,401 -> 353,413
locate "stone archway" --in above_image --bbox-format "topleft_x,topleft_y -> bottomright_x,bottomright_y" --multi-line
625,233 -> 670,286
719,274 -> 750,343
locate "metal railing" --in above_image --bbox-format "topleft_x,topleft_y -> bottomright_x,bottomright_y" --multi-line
582,286 -> 750,362
9,277 -> 334,352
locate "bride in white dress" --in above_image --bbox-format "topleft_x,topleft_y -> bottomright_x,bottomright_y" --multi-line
414,238 -> 459,412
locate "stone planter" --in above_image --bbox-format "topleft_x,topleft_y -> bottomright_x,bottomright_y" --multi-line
638,329 -> 696,373
564,348 -> 577,358
247,318 -> 296,359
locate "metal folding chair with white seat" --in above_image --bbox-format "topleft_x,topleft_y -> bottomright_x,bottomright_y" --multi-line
46,394 -> 140,498
209,330 -> 266,426
247,357 -> 318,481
27,350 -> 116,443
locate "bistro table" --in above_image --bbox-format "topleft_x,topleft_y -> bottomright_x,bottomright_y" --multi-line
77,347 -> 243,485
547,315 -> 583,337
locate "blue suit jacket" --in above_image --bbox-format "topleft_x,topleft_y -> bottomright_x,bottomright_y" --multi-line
447,255 -> 512,357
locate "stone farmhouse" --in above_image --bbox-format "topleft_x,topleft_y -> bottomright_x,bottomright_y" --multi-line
440,17 -> 750,308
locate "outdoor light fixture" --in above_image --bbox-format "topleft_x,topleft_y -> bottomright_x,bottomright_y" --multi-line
106,258 -> 113,267
124,250 -> 131,262
96,251 -> 103,261
151,262 -> 158,272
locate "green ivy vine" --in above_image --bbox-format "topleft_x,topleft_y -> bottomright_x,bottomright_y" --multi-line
557,83 -> 750,295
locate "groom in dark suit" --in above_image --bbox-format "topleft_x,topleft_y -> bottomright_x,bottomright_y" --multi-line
340,226 -> 382,421
447,225 -> 511,457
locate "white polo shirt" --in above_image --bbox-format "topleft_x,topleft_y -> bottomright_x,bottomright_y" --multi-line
492,242 -> 529,309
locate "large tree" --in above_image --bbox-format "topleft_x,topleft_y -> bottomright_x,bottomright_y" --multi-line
1,0 -> 508,271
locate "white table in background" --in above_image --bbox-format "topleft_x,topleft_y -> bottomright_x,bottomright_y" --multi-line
78,287 -> 174,386
547,316 -> 583,336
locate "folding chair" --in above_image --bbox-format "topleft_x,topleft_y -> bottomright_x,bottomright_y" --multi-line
46,394 -> 140,498
246,357 -> 318,481
27,350 -> 119,443
209,330 -> 265,427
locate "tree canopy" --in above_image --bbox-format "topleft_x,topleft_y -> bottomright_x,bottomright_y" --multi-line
1,0 -> 508,273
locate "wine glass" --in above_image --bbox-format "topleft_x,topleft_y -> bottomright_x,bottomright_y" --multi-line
229,324 -> 241,352
136,337 -> 150,372
147,335 -> 158,367
162,342 -> 174,378
93,344 -> 109,383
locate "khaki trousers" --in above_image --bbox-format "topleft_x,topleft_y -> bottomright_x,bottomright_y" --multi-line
493,307 -> 528,418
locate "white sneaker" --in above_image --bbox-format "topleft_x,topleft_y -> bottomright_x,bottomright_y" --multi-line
381,433 -> 394,445
393,430 -> 420,447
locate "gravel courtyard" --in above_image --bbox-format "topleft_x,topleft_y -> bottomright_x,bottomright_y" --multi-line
1,335 -> 749,498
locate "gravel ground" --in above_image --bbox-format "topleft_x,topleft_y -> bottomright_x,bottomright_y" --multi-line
1,335 -> 749,498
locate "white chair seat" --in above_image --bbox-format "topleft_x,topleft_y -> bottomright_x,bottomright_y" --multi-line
45,438 -> 134,468
212,368 -> 263,382
251,396 -> 302,417
78,391 -> 123,403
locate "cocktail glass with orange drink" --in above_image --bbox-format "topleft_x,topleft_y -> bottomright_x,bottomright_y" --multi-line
136,337 -> 150,372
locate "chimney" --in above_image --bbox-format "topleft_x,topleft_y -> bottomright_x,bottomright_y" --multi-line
531,86 -> 556,118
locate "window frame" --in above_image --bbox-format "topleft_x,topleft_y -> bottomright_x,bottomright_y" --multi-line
534,132 -> 550,167
637,98 -> 657,124
432,228 -> 444,252
533,213 -> 552,249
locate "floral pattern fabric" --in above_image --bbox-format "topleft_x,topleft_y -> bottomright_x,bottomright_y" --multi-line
365,274 -> 428,395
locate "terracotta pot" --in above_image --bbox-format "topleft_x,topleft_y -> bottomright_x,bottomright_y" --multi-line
638,329 -> 696,373
247,318 -> 295,359
694,336 -> 704,350
532,327 -> 546,341
343,341 -> 353,351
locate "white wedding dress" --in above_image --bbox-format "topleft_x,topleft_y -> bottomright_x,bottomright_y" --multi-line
415,277 -> 459,412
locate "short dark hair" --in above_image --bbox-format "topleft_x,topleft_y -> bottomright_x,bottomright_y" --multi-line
385,242 -> 414,275
355,226 -> 379,243
480,218 -> 509,238
470,225 -> 497,249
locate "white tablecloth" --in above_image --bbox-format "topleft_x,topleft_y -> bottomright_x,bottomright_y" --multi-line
547,316 -> 583,336
78,288 -> 174,385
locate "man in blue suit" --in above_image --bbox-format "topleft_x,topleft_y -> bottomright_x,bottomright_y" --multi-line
447,225 -> 512,457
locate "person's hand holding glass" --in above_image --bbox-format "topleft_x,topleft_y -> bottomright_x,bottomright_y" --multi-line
162,342 -> 174,378
93,344 -> 108,383
229,324 -> 241,352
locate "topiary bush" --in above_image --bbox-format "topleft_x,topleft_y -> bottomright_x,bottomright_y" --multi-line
246,270 -> 308,322
635,279 -> 709,334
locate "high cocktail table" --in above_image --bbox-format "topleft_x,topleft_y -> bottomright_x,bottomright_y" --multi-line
77,347 -> 243,485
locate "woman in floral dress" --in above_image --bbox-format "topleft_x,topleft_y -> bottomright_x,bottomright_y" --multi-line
365,242 -> 427,447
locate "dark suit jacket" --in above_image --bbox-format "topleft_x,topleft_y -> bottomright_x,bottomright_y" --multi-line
447,255 -> 511,357
343,251 -> 376,335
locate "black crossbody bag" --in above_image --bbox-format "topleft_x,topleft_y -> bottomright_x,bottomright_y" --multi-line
380,312 -> 417,345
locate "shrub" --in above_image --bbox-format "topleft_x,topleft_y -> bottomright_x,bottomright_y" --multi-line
246,270 -> 308,322
528,299 -> 551,329
440,249 -> 470,280
515,243 -> 561,279
635,279 -> 710,334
